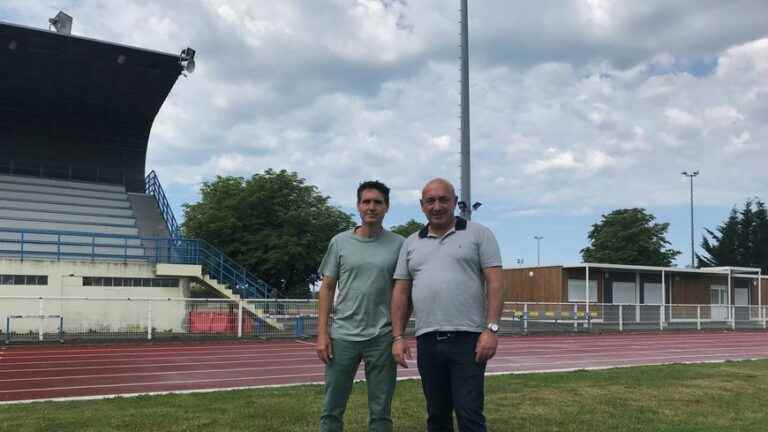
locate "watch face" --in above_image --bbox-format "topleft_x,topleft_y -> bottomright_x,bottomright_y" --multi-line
488,323 -> 499,332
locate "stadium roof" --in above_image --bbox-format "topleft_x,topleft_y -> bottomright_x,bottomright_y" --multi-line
0,21 -> 184,192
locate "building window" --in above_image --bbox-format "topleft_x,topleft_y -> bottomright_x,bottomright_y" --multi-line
82,277 -> 179,288
0,274 -> 48,286
567,279 -> 598,302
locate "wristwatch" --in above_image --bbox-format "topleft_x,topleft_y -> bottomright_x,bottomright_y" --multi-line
487,322 -> 499,333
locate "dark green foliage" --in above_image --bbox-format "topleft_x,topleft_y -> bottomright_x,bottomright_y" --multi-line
580,208 -> 681,266
182,169 -> 355,298
699,199 -> 768,271
390,218 -> 425,238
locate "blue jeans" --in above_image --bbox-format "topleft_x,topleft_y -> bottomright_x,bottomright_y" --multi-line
417,331 -> 486,432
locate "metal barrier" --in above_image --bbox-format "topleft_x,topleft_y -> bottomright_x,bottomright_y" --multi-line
501,302 -> 768,334
0,296 -> 320,343
2,297 -> 767,344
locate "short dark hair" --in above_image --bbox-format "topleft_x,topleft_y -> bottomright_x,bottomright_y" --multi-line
357,180 -> 390,206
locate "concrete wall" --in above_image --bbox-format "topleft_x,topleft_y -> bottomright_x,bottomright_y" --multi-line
0,259 -> 192,333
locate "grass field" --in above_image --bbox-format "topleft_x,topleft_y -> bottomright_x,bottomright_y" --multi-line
3,360 -> 768,431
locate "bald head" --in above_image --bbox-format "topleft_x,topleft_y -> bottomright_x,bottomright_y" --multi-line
421,178 -> 456,200
420,178 -> 457,231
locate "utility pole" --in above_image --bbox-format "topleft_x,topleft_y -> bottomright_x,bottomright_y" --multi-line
681,170 -> 699,268
534,236 -> 543,266
459,0 -> 472,220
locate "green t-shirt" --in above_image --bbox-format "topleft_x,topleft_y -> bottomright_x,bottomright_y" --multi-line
319,228 -> 404,341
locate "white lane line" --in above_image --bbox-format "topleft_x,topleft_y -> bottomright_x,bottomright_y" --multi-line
488,352 -> 768,369
0,357 -> 319,373
0,346 -> 315,360
493,345 -> 768,359
294,340 -> 315,346
0,352 -> 319,367
0,372 -> 328,394
3,357 -> 762,406
0,342 -> 310,355
0,364 -> 328,383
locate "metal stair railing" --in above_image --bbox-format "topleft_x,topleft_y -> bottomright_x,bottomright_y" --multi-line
144,170 -> 181,240
146,238 -> 274,299
0,226 -> 275,299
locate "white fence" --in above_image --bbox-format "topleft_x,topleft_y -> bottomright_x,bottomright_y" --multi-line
1,297 -> 766,343
0,296 -> 319,343
502,302 -> 768,333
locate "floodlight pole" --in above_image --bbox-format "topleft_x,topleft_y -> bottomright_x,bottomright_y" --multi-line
534,236 -> 543,266
682,170 -> 699,268
459,0 -> 472,220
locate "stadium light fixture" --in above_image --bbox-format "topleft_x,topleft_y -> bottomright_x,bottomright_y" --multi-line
48,11 -> 73,35
681,170 -> 699,268
179,47 -> 196,74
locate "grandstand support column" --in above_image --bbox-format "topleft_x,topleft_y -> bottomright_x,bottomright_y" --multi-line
147,299 -> 153,340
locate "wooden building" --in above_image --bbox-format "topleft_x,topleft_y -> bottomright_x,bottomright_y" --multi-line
503,264 -> 766,309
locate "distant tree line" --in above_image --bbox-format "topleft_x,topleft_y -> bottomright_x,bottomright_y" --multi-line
698,199 -> 768,272
580,199 -> 767,272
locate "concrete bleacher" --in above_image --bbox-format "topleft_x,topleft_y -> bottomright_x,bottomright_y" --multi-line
0,174 -> 146,260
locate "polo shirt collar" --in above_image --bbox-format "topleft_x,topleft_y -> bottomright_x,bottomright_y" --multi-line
418,216 -> 467,239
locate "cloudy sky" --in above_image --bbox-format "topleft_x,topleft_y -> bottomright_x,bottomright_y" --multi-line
4,1 -> 767,267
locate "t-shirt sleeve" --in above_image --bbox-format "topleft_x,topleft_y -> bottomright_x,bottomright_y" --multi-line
393,238 -> 411,280
318,237 -> 340,279
478,226 -> 502,268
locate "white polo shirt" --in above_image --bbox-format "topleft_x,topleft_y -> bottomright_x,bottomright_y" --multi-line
393,217 -> 502,336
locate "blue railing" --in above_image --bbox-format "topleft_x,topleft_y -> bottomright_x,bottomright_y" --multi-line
0,228 -> 273,298
145,170 -> 181,240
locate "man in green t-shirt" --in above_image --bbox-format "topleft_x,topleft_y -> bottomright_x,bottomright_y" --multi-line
316,180 -> 405,432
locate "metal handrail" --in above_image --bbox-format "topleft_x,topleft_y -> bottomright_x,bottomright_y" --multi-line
144,170 -> 181,239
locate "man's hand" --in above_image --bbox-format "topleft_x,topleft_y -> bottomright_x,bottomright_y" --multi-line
392,338 -> 412,368
316,333 -> 333,364
474,330 -> 498,363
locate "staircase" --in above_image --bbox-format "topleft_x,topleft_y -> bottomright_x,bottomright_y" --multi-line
156,263 -> 283,330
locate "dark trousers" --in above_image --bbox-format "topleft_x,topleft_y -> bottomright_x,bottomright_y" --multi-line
417,331 -> 486,432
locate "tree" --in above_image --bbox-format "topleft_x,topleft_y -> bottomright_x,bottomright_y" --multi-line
182,169 -> 355,298
699,199 -> 768,271
580,208 -> 681,266
390,219 -> 425,237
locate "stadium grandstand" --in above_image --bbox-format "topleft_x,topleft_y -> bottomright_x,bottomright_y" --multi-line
0,16 -> 285,341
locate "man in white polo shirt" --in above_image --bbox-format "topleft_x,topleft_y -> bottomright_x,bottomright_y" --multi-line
390,178 -> 503,432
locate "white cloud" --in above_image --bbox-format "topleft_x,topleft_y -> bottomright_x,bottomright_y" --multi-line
4,0 -> 768,264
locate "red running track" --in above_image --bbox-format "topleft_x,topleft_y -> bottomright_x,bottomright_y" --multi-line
3,331 -> 768,404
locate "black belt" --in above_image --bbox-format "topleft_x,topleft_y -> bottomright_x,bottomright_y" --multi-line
422,331 -> 478,340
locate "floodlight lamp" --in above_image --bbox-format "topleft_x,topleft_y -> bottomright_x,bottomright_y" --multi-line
179,47 -> 196,74
49,11 -> 73,35
457,201 -> 467,211
472,202 -> 482,211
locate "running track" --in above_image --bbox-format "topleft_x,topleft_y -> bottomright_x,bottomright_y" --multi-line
3,331 -> 768,404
